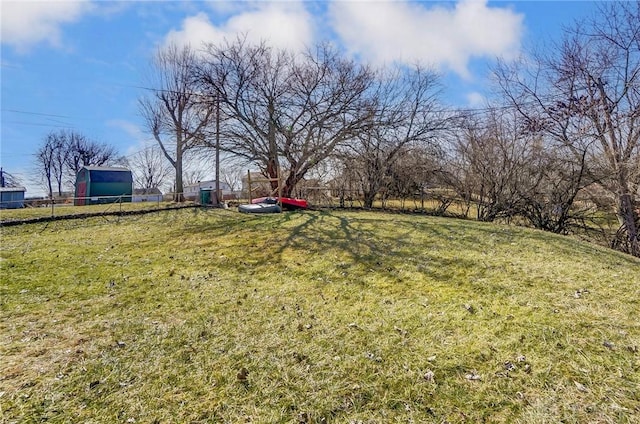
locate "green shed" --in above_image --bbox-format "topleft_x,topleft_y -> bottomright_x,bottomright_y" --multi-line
74,166 -> 133,206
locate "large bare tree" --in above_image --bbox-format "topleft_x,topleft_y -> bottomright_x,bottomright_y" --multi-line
139,44 -> 214,202
197,39 -> 375,198
495,2 -> 640,255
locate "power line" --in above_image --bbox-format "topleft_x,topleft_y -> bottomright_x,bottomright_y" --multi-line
1,109 -> 75,119
2,121 -> 76,128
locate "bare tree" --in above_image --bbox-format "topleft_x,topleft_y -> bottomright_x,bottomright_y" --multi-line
443,107 -> 591,232
343,65 -> 445,208
0,168 -> 22,188
220,163 -> 246,193
388,146 -> 447,212
34,129 -> 115,197
35,130 -> 71,196
35,133 -> 58,197
64,131 -> 118,180
516,135 -> 592,234
124,144 -> 172,191
495,2 -> 640,255
139,44 -> 214,202
182,162 -> 210,186
197,39 -> 375,198
450,111 -> 528,222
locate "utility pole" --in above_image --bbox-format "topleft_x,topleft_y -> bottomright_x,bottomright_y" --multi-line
215,93 -> 221,206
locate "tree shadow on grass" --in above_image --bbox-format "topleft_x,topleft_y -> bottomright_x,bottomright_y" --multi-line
270,211 -> 490,288
163,209 -> 559,290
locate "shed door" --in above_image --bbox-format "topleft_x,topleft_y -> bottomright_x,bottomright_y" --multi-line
76,181 -> 87,206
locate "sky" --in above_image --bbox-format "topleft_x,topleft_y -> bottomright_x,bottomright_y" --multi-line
1,0 -> 601,197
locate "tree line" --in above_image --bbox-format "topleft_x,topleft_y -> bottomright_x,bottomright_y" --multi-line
33,2 -> 639,256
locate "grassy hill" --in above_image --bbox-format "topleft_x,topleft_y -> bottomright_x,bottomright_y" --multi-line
1,208 -> 639,423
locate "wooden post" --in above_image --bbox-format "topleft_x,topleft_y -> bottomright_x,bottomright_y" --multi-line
246,169 -> 283,212
215,94 -> 221,206
277,167 -> 282,210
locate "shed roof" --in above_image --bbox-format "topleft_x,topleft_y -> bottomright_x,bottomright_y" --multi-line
82,166 -> 131,172
0,186 -> 26,192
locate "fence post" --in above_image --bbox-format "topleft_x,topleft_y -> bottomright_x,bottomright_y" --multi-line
51,197 -> 55,218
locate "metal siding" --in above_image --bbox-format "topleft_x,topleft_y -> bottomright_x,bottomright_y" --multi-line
87,182 -> 132,204
89,170 -> 133,183
0,191 -> 25,209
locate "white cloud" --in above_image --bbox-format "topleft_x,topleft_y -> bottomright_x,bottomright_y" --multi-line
466,91 -> 486,107
163,12 -> 224,50
328,0 -> 523,78
164,2 -> 314,52
107,119 -> 150,146
1,0 -> 94,52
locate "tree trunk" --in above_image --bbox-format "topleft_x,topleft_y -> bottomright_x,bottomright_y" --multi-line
174,143 -> 184,202
363,190 -> 377,209
616,190 -> 640,257
265,100 -> 280,194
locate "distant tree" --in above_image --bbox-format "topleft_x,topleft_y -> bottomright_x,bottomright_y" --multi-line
182,162 -> 210,186
139,44 -> 214,202
220,163 -> 246,193
34,129 -> 116,197
124,144 -> 172,191
197,38 -> 375,198
343,65 -> 445,208
444,108 -> 590,231
450,111 -> 527,222
64,131 -> 118,181
35,133 -> 59,197
515,134 -> 592,234
329,154 -> 362,208
35,130 -> 68,196
386,146 -> 446,212
0,168 -> 22,188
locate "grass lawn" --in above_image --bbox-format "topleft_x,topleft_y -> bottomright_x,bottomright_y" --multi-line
1,208 -> 639,423
0,201 -> 182,223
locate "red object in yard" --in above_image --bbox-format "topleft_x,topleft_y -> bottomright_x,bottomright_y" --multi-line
251,197 -> 308,210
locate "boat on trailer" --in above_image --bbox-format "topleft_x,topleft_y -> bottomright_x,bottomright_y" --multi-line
251,197 -> 309,210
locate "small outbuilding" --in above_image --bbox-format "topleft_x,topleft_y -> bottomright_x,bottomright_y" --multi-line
184,180 -> 233,202
132,187 -> 163,203
0,187 -> 26,209
75,166 -> 133,206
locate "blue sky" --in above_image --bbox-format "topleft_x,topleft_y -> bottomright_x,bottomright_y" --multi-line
1,0 -> 599,196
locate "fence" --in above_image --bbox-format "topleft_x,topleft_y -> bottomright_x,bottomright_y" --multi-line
0,194 -> 182,224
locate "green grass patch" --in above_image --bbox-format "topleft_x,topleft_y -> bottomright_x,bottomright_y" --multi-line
1,209 -> 639,423
0,201 -> 179,223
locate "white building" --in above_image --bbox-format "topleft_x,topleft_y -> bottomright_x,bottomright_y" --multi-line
183,180 -> 233,201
